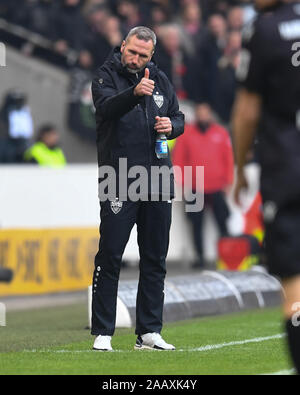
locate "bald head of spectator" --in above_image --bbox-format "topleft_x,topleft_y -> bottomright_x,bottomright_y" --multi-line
159,24 -> 181,55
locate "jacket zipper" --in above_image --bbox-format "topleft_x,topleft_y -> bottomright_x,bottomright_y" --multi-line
136,73 -> 152,166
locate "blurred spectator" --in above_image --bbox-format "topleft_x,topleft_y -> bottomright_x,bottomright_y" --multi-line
24,124 -> 66,167
0,0 -> 29,26
68,66 -> 96,141
116,0 -> 144,34
188,12 -> 227,104
227,6 -> 244,31
18,0 -> 56,40
0,0 -> 18,21
155,24 -> 190,99
207,13 -> 228,51
105,16 -> 123,48
83,0 -> 108,12
212,30 -> 241,123
52,0 -> 87,54
81,4 -> 114,70
173,103 -> 234,268
0,0 -> 254,145
179,1 -> 206,53
148,4 -> 171,29
0,90 -> 34,163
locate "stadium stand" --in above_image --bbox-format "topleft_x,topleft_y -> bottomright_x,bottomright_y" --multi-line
0,0 -> 256,148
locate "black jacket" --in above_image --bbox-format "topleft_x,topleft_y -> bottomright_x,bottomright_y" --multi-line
92,48 -> 185,200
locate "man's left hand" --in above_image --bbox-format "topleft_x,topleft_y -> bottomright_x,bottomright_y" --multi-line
154,116 -> 172,136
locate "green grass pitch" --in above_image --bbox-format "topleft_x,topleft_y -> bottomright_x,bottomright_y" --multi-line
0,303 -> 293,375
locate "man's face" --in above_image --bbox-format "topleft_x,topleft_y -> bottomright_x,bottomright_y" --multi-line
196,104 -> 213,124
121,35 -> 154,74
254,0 -> 280,11
43,131 -> 59,148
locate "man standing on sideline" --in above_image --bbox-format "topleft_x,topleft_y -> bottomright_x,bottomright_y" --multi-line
91,26 -> 184,351
233,0 -> 300,373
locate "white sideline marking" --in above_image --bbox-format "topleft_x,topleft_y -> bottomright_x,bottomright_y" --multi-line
22,333 -> 285,354
181,333 -> 286,352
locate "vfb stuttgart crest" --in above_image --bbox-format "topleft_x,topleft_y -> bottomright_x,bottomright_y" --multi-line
153,94 -> 164,109
110,198 -> 123,214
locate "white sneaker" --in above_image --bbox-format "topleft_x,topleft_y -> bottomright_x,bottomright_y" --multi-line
93,335 -> 113,351
134,333 -> 175,350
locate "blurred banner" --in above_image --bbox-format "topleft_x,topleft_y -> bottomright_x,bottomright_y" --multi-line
0,228 -> 98,296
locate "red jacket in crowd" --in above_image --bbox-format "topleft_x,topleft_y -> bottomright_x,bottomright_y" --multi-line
173,123 -> 234,193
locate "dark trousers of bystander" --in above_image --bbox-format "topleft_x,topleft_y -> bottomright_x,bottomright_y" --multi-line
187,191 -> 229,266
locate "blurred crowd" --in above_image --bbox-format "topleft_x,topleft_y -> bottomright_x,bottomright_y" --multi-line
0,0 -> 257,125
0,0 -> 263,268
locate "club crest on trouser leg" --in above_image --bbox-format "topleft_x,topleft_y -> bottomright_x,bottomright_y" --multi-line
110,198 -> 123,214
153,94 -> 164,109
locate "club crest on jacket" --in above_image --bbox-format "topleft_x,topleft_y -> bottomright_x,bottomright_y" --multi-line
153,94 -> 164,109
110,198 -> 123,214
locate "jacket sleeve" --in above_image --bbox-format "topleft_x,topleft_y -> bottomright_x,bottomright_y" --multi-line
165,78 -> 185,141
92,68 -> 142,121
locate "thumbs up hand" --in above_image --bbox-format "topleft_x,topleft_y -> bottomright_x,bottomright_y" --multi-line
134,68 -> 155,97
144,68 -> 150,80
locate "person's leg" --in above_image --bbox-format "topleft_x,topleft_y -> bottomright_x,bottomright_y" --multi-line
187,209 -> 205,266
265,200 -> 300,374
282,276 -> 300,374
135,200 -> 172,335
186,194 -> 205,266
211,191 -> 229,236
91,200 -> 138,336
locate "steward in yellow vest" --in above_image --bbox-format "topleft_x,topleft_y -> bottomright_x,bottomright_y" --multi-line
24,124 -> 66,168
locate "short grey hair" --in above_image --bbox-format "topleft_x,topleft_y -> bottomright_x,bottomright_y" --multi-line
125,26 -> 157,49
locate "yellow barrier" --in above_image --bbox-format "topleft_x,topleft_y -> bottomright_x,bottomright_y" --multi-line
0,228 -> 99,296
